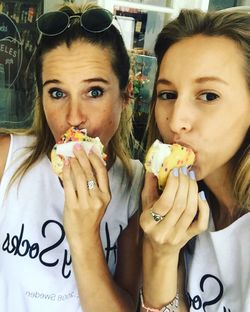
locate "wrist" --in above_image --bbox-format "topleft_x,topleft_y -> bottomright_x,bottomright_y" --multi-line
143,239 -> 180,265
140,288 -> 179,312
143,237 -> 181,259
67,231 -> 102,255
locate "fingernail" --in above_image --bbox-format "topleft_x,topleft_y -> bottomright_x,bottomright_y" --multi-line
199,191 -> 206,201
181,166 -> 188,175
74,143 -> 82,150
189,170 -> 196,180
88,147 -> 94,154
64,158 -> 69,166
172,168 -> 179,177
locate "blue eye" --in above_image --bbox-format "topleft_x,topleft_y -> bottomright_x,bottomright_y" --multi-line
199,92 -> 219,102
48,88 -> 65,99
158,91 -> 177,100
88,87 -> 103,98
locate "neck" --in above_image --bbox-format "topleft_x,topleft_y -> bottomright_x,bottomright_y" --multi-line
105,147 -> 115,171
204,165 -> 238,230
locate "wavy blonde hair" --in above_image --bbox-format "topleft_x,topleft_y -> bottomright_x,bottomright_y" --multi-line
2,1 -> 135,187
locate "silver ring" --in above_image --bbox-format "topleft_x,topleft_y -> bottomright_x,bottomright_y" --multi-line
150,209 -> 165,223
87,180 -> 96,190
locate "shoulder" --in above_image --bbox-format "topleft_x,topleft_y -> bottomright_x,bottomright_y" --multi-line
113,157 -> 144,182
0,134 -> 36,180
109,157 -> 145,189
129,158 -> 144,171
0,134 -> 11,180
129,158 -> 144,185
129,157 -> 144,175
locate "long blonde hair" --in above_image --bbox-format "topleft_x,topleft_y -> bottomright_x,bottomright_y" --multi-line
2,1 -> 135,187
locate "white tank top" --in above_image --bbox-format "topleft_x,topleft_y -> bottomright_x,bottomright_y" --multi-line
185,212 -> 250,312
0,134 -> 144,312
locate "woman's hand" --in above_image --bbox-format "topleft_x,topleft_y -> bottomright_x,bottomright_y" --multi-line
140,167 -> 209,256
62,144 -> 138,311
139,168 -> 209,309
62,143 -> 111,248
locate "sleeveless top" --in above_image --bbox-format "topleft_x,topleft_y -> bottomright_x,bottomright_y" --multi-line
0,134 -> 144,312
185,212 -> 250,312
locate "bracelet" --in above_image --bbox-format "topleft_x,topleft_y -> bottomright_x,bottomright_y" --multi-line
140,288 -> 179,312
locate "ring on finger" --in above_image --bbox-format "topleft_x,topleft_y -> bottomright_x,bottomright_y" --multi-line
150,208 -> 165,223
87,180 -> 96,190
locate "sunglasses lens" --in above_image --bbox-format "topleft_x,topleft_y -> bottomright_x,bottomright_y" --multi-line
37,12 -> 69,36
81,8 -> 113,33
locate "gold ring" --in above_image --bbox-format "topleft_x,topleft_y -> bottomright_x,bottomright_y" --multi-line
150,208 -> 165,223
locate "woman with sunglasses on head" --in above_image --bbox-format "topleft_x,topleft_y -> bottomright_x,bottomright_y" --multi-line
0,2 -> 144,312
139,9 -> 250,312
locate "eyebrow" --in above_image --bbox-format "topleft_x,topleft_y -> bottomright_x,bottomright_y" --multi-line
43,77 -> 110,87
156,78 -> 172,86
156,76 -> 228,86
194,76 -> 229,85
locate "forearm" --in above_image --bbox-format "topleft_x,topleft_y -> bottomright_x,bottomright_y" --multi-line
70,234 -> 135,312
141,239 -> 189,312
140,169 -> 208,312
141,238 -> 179,309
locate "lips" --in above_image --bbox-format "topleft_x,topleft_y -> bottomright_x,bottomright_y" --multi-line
173,141 -> 196,153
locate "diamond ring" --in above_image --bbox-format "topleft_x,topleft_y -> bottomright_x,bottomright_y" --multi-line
87,180 -> 96,190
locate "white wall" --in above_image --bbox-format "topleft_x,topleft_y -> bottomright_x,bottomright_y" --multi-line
172,0 -> 209,13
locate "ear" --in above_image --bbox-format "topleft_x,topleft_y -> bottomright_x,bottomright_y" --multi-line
121,80 -> 134,109
127,79 -> 134,99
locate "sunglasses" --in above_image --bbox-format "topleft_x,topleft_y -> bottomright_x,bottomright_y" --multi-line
36,8 -> 114,36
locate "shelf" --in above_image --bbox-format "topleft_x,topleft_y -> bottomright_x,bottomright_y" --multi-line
114,1 -> 174,13
98,0 -> 210,15
98,0 -> 177,15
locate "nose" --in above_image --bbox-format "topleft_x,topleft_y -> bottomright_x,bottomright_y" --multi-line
66,99 -> 87,128
168,97 -> 192,134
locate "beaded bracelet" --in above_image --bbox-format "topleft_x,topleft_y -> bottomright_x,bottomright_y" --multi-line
140,288 -> 179,312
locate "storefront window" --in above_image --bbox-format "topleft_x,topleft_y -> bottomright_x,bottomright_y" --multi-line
0,0 -> 43,129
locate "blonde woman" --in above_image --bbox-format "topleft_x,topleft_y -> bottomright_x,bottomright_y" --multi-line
140,9 -> 250,312
0,3 -> 144,312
